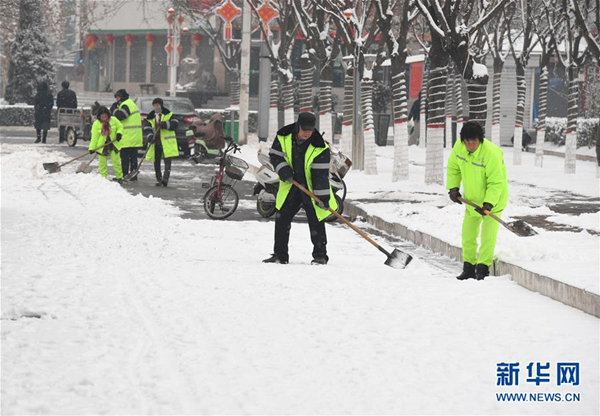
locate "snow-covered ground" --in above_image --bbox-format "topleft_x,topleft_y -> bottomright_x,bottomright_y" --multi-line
322,143 -> 600,295
1,144 -> 599,414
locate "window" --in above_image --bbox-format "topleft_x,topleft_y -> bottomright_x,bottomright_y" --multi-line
114,37 -> 126,82
151,35 -> 168,84
130,36 -> 147,83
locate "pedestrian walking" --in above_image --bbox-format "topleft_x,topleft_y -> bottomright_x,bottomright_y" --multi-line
33,81 -> 53,144
56,80 -> 78,143
263,112 -> 338,265
447,121 -> 509,280
89,106 -> 124,182
142,98 -> 179,186
111,89 -> 142,180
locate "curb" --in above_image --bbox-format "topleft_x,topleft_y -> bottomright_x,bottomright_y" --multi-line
344,201 -> 600,318
526,146 -> 598,163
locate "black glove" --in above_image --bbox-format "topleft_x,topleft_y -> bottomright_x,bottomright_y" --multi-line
116,133 -> 122,141
317,198 -> 330,209
475,202 -> 493,216
448,188 -> 462,204
147,134 -> 155,144
89,150 -> 95,154
160,121 -> 169,130
279,174 -> 293,183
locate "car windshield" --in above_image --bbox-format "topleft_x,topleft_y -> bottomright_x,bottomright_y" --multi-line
138,99 -> 195,114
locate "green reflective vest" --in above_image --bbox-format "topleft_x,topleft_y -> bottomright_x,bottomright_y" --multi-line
119,98 -> 143,148
446,139 -> 508,212
275,133 -> 338,221
89,117 -> 123,153
145,111 -> 179,161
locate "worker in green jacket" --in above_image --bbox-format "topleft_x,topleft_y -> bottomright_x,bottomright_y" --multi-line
89,106 -> 124,182
111,89 -> 143,180
446,121 -> 508,280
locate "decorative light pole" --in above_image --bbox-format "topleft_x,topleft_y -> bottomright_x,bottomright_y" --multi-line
165,8 -> 184,97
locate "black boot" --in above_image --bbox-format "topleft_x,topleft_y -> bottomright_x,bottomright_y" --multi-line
456,262 -> 476,280
34,130 -> 41,143
311,257 -> 328,265
262,254 -> 288,264
41,129 -> 48,144
475,264 -> 490,280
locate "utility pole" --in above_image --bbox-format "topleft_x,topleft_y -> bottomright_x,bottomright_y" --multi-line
238,0 -> 252,145
257,42 -> 271,141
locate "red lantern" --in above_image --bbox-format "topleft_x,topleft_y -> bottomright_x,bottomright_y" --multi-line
104,34 -> 114,45
125,34 -> 134,47
145,34 -> 156,46
85,34 -> 99,51
192,33 -> 202,46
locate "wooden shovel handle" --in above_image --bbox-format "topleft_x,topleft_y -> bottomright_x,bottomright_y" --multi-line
291,180 -> 386,252
457,196 -> 508,227
60,140 -> 116,168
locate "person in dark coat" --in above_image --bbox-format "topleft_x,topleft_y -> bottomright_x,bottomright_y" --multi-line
34,82 -> 54,144
56,80 -> 78,143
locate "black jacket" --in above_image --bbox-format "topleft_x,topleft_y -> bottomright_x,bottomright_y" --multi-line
56,88 -> 77,109
34,87 -> 54,130
269,122 -> 331,198
142,108 -> 179,141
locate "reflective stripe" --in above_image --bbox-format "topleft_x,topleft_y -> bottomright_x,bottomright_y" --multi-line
129,110 -> 139,115
313,189 -> 330,196
121,107 -> 130,117
472,162 -> 485,168
124,125 -> 142,129
456,155 -> 467,162
275,161 -> 289,173
269,149 -> 287,158
161,135 -> 176,140
311,163 -> 330,169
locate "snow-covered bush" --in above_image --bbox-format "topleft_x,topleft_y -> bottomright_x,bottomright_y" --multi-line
545,117 -> 599,148
0,105 -> 57,127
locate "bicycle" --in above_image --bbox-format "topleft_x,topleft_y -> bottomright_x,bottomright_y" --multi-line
202,137 -> 249,220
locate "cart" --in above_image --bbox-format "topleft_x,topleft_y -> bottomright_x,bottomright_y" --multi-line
57,107 -> 94,147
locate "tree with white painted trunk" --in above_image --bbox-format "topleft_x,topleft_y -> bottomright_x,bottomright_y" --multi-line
317,0 -> 380,173
415,0 -> 510,185
375,0 -> 416,181
506,0 -> 539,166
544,0 -> 589,174
412,16 -> 431,148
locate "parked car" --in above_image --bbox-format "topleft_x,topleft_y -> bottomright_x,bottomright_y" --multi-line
134,96 -> 201,156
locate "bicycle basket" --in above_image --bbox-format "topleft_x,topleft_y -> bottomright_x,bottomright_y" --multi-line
225,155 -> 248,180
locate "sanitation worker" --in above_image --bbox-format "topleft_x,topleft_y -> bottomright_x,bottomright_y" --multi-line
263,112 -> 338,265
89,106 -> 124,182
447,121 -> 508,280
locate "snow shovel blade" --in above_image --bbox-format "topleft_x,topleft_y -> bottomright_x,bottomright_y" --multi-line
506,220 -> 537,237
75,162 -> 91,174
384,249 -> 413,269
43,162 -> 60,173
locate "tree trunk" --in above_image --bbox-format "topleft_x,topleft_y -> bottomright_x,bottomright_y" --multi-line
512,64 -> 526,165
391,60 -> 409,181
445,63 -> 455,148
230,71 -> 240,108
491,58 -> 504,145
319,64 -> 334,141
455,68 -> 464,141
341,66 -> 355,159
425,62 -> 448,185
282,79 -> 295,126
564,66 -> 579,174
267,72 -> 279,144
466,82 -> 487,127
361,79 -> 378,175
535,65 -> 548,167
419,59 -> 429,148
298,54 -> 313,113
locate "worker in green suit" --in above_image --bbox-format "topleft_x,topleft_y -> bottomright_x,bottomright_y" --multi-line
446,121 -> 509,281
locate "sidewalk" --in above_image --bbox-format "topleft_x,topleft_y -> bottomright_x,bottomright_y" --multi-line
526,142 -> 598,162
338,143 -> 599,317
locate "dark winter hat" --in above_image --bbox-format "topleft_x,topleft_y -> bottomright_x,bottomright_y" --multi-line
152,97 -> 164,106
37,81 -> 48,91
96,106 -> 111,120
460,121 -> 485,142
114,89 -> 129,99
298,112 -> 316,131
61,80 -> 70,89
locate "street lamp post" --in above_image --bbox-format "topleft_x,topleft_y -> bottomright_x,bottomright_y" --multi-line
166,8 -> 183,97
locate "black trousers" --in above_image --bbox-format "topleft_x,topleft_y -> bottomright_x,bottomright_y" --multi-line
154,144 -> 172,183
274,187 -> 327,262
36,129 -> 48,143
120,147 -> 138,176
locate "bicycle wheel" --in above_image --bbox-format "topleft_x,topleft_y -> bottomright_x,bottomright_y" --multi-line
324,194 -> 344,223
203,184 -> 239,219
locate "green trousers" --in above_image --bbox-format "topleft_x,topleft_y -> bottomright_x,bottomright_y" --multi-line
462,208 -> 502,267
98,151 -> 123,179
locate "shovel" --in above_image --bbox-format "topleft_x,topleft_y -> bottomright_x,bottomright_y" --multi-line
75,153 -> 97,174
457,197 -> 537,237
43,140 -> 115,174
291,180 -> 413,269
